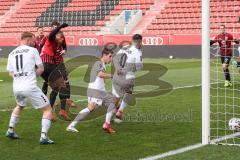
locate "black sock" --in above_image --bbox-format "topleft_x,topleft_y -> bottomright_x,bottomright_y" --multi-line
64,82 -> 70,99
42,81 -> 48,95
224,68 -> 231,81
59,82 -> 70,110
59,93 -> 67,110
50,91 -> 58,107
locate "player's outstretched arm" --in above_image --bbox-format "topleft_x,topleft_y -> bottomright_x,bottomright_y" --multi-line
36,64 -> 44,76
234,39 -> 240,44
59,36 -> 67,55
210,35 -> 218,46
210,40 -> 215,46
49,23 -> 68,41
62,37 -> 67,51
97,71 -> 112,79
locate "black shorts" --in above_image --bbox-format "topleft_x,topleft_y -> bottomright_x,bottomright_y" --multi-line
221,56 -> 231,65
41,63 -> 68,83
237,62 -> 240,68
41,63 -> 56,82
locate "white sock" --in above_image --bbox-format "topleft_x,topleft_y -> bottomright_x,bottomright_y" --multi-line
105,104 -> 116,124
41,118 -> 51,139
8,113 -> 19,132
69,121 -> 78,127
71,108 -> 91,126
119,101 -> 127,112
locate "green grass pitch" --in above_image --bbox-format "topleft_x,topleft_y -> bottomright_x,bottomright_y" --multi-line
0,58 -> 240,160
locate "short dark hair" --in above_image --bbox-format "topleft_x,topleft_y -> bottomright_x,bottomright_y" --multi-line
51,20 -> 60,27
21,32 -> 34,40
37,26 -> 43,30
101,48 -> 113,57
132,34 -> 143,41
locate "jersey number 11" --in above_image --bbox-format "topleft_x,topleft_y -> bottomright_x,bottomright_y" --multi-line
15,54 -> 23,72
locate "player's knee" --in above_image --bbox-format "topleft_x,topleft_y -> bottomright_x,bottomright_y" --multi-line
59,93 -> 67,100
14,105 -> 24,114
123,93 -> 136,106
42,105 -> 52,118
42,105 -> 52,113
87,103 -> 97,111
114,97 -> 120,108
107,103 -> 116,112
123,93 -> 132,102
222,64 -> 228,70
16,105 -> 24,110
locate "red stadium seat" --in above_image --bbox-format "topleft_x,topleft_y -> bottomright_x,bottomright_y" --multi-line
1,0 -> 239,36
0,0 -> 156,36
143,0 -> 240,35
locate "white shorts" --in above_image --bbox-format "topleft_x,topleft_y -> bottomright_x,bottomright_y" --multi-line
88,97 -> 103,106
112,80 -> 134,98
88,93 -> 114,107
14,87 -> 50,109
112,84 -> 120,98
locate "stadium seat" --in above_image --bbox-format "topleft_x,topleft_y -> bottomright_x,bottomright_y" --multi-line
0,0 -> 17,15
143,0 -> 240,35
0,0 -> 155,36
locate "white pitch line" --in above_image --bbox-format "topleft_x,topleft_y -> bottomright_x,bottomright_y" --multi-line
168,82 -> 219,90
134,84 -> 202,92
135,82 -> 219,92
0,108 -> 13,112
140,132 -> 240,160
0,107 -> 31,112
139,143 -> 206,160
72,84 -> 209,103
74,99 -> 88,103
0,83 -> 219,112
211,132 -> 240,144
173,84 -> 201,90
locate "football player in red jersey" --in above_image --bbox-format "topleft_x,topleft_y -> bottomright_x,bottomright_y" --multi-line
34,27 -> 45,53
210,25 -> 239,87
40,21 -> 75,121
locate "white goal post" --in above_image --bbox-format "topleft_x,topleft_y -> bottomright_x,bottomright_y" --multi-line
202,0 -> 210,145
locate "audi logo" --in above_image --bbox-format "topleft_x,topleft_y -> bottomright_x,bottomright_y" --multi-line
142,37 -> 164,45
79,38 -> 99,46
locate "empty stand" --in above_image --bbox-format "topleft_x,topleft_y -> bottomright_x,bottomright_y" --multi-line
0,0 -> 154,36
1,0 -> 240,37
0,0 -> 18,15
143,0 -> 240,35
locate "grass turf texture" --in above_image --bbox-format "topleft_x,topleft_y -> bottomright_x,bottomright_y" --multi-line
0,58 -> 238,160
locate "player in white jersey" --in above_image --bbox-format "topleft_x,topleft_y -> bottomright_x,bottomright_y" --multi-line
67,48 -> 117,133
112,34 -> 143,121
6,32 -> 54,144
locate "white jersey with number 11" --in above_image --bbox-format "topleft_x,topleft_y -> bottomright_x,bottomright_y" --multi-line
6,45 -> 42,91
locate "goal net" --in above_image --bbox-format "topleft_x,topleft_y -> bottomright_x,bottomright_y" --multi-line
208,0 -> 240,146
